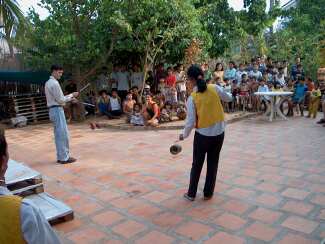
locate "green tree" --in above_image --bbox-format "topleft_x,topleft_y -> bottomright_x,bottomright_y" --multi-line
268,0 -> 325,77
195,0 -> 238,58
117,0 -> 209,91
18,0 -> 129,84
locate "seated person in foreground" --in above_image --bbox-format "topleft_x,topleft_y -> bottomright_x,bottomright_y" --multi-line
0,131 -> 61,244
97,90 -> 111,117
142,94 -> 160,126
109,90 -> 123,118
130,103 -> 145,126
123,92 -> 136,122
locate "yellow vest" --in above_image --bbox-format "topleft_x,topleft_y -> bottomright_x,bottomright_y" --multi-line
0,195 -> 26,244
191,84 -> 225,129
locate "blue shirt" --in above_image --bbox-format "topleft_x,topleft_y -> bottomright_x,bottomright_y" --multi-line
293,83 -> 307,101
224,68 -> 237,81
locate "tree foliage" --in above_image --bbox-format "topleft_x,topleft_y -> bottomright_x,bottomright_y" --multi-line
268,0 -> 325,77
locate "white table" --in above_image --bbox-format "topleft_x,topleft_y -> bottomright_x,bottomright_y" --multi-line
255,91 -> 293,121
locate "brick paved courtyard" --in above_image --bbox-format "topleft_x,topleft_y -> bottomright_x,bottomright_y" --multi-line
6,116 -> 325,244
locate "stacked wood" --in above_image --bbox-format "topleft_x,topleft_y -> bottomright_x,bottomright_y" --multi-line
13,95 -> 49,123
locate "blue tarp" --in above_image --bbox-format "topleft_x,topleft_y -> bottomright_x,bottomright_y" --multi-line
0,71 -> 50,84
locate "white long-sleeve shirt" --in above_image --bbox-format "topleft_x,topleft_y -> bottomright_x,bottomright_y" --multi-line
182,85 -> 233,139
45,76 -> 73,107
0,186 -> 61,244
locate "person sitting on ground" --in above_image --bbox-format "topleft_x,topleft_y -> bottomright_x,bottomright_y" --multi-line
155,92 -> 165,110
130,86 -> 141,104
84,91 -> 96,116
176,103 -> 187,120
307,82 -> 322,119
108,90 -> 123,118
130,103 -> 145,126
0,130 -> 61,244
288,77 -> 307,116
159,101 -> 173,123
142,94 -> 160,127
97,90 -> 111,117
123,92 -> 136,122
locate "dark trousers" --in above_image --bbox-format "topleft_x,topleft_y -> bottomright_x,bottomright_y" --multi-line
188,132 -> 225,198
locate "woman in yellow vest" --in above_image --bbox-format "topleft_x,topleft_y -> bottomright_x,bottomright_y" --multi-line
179,65 -> 232,201
0,131 -> 61,244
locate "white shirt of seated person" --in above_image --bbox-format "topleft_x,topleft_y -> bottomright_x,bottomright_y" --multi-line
110,97 -> 121,111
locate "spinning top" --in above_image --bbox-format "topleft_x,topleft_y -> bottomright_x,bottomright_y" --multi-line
170,144 -> 182,155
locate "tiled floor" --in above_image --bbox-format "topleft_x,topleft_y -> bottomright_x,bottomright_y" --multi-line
6,115 -> 325,243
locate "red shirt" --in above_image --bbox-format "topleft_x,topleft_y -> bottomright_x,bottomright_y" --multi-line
165,75 -> 176,87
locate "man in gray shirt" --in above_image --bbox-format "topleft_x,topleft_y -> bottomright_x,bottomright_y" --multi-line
45,65 -> 79,164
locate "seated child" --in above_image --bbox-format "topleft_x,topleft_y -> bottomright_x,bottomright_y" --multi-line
257,79 -> 270,100
288,77 -> 307,116
176,103 -> 187,120
109,90 -> 123,118
131,86 -> 141,104
307,82 -> 322,118
130,103 -> 145,126
223,78 -> 232,94
97,90 -> 110,117
159,101 -> 173,123
272,82 -> 283,92
123,92 -> 136,122
84,91 -> 96,115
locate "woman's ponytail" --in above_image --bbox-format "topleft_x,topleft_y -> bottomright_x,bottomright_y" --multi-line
187,64 -> 207,93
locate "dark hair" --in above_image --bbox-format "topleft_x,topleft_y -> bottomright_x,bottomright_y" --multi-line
187,64 -> 207,93
51,64 -> 63,72
0,130 -> 7,160
229,61 -> 235,66
215,63 -> 224,71
134,103 -> 142,109
99,90 -> 108,96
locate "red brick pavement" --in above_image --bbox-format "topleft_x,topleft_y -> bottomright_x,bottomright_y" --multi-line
6,116 -> 325,243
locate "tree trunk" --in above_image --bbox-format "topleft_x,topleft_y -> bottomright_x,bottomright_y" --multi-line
140,47 -> 149,97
